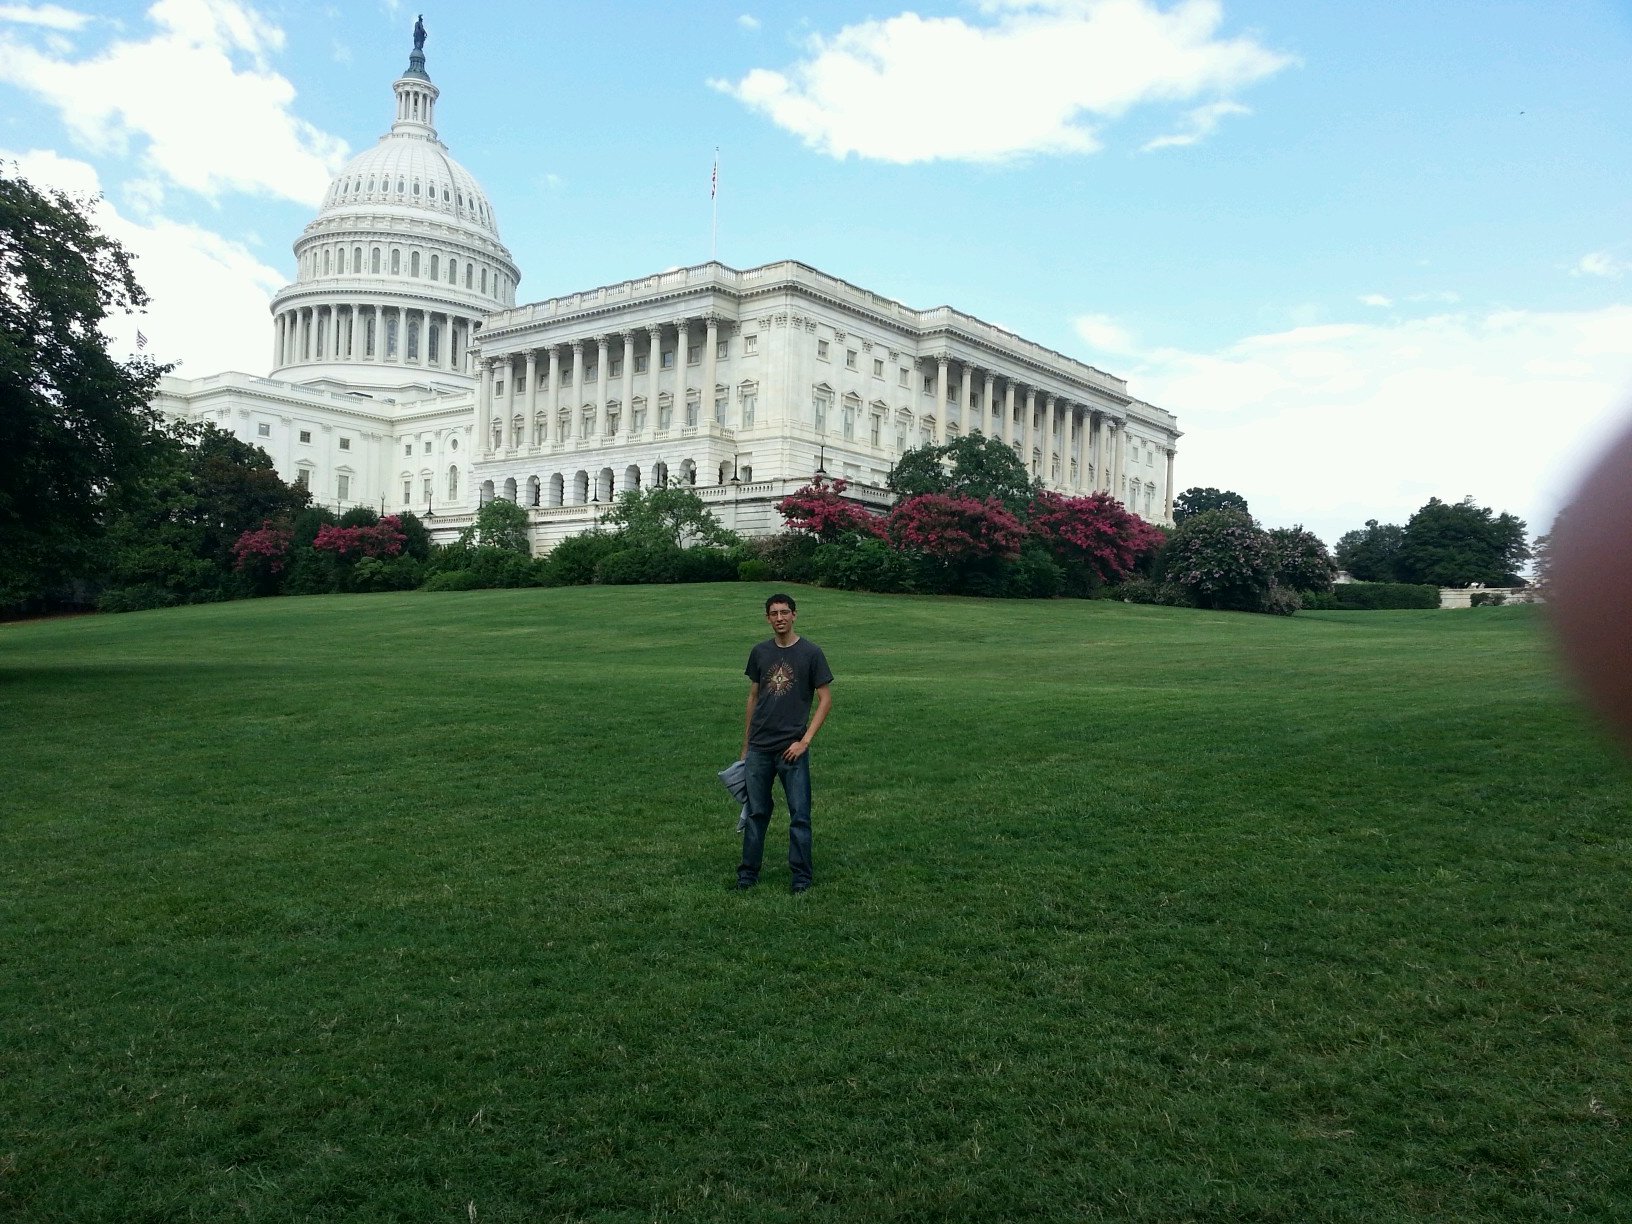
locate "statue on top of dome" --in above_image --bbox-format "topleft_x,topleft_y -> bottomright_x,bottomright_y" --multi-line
413,15 -> 426,52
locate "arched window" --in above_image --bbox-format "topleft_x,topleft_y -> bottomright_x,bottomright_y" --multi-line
503,476 -> 518,502
572,470 -> 588,504
596,467 -> 614,502
741,465 -> 753,482
447,259 -> 457,284
624,464 -> 641,491
354,246 -> 363,271
410,251 -> 420,277
480,267 -> 488,293
447,465 -> 459,500
526,475 -> 541,507
548,473 -> 563,507
429,253 -> 439,280
323,249 -> 331,274
390,249 -> 401,276
336,248 -> 346,274
653,461 -> 669,488
466,266 -> 473,289
371,247 -> 381,274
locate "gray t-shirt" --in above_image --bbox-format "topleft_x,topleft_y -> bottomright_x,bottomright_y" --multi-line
745,636 -> 833,752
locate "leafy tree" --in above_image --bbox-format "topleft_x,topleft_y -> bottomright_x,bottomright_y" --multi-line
100,419 -> 308,601
1395,496 -> 1530,587
888,492 -> 1025,593
465,496 -> 533,553
1172,487 -> 1250,524
598,485 -> 736,550
1158,509 -> 1283,612
1268,525 -> 1335,593
1333,519 -> 1403,582
777,477 -> 883,541
888,434 -> 1039,514
1,171 -> 169,603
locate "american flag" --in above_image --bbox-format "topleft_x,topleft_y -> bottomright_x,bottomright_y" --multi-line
136,330 -> 148,350
711,150 -> 718,199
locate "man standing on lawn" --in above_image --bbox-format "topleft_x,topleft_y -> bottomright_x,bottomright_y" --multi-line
737,593 -> 833,893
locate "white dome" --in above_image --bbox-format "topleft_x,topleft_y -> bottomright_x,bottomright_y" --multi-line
318,129 -> 501,243
267,35 -> 522,392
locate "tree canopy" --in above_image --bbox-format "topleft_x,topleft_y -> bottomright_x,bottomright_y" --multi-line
1,171 -> 168,602
598,485 -> 736,550
1394,496 -> 1529,587
1172,487 -> 1250,524
887,434 -> 1039,514
1333,519 -> 1404,582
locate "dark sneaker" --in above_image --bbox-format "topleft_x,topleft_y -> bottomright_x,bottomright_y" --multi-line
733,878 -> 758,891
791,881 -> 811,895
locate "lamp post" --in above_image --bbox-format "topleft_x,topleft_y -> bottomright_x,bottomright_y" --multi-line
815,443 -> 827,479
729,454 -> 741,531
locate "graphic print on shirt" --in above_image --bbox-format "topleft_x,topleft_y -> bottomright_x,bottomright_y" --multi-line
764,660 -> 796,697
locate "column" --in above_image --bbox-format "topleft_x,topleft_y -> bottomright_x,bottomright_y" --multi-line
479,360 -> 495,453
1164,448 -> 1176,522
674,319 -> 690,426
982,372 -> 995,437
1043,394 -> 1058,486
1002,382 -> 1016,447
622,332 -> 636,436
1113,421 -> 1127,504
524,350 -> 539,442
934,356 -> 949,444
570,339 -> 585,437
594,336 -> 610,437
647,326 -> 663,429
956,363 -> 972,435
1061,406 -> 1075,490
703,315 -> 719,430
1023,387 -> 1037,474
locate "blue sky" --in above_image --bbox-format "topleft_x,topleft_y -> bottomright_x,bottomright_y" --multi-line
3,0 -> 1629,548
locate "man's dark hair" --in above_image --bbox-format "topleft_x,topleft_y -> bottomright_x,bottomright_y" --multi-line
765,593 -> 796,614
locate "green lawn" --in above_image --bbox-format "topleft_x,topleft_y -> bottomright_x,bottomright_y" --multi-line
2,589 -> 1629,1222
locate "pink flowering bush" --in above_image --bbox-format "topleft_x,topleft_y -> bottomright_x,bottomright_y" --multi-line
887,492 -> 1025,593
231,520 -> 294,573
1158,509 -> 1287,612
777,478 -> 884,541
1027,491 -> 1161,587
312,515 -> 407,560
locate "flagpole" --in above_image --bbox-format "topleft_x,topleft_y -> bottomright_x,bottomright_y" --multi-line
710,147 -> 719,263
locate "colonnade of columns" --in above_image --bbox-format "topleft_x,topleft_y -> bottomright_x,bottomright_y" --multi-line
926,353 -> 1130,498
273,302 -> 479,375
478,315 -> 725,455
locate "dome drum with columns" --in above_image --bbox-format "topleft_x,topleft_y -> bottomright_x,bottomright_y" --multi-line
154,21 -> 1180,543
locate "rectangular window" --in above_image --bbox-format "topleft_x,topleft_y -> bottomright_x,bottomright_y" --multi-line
404,443 -> 412,456
744,334 -> 758,356
403,480 -> 411,504
423,440 -> 432,454
515,374 -> 526,394
873,359 -> 884,377
635,354 -> 649,373
339,437 -> 352,451
814,397 -> 829,432
715,396 -> 727,424
686,400 -> 699,428
870,416 -> 881,446
842,408 -> 855,440
899,367 -> 909,386
846,349 -> 857,369
661,350 -> 675,369
741,393 -> 756,426
585,365 -> 596,382
687,345 -> 701,365
296,469 -> 310,489
299,430 -> 311,444
256,422 -> 271,438
817,339 -> 830,360
561,361 -> 574,382
337,474 -> 350,500
717,340 -> 729,359
610,358 -> 623,378
923,375 -> 934,393
494,382 -> 505,397
423,477 -> 432,501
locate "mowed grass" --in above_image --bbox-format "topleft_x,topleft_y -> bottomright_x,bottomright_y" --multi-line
2,589 -> 1629,1223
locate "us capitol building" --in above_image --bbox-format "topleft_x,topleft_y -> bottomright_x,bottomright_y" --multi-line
156,26 -> 1182,547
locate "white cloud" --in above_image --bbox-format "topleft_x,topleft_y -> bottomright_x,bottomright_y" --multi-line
1141,98 -> 1249,151
1359,293 -> 1392,307
4,147 -> 287,374
737,14 -> 760,31
1073,312 -> 1137,354
0,0 -> 348,205
1574,251 -> 1628,280
711,0 -> 1291,163
1108,305 -> 1632,545
0,4 -> 87,31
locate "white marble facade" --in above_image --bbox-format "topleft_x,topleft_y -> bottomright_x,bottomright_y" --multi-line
157,31 -> 1181,551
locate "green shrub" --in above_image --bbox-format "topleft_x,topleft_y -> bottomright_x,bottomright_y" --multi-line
738,558 -> 772,582
595,547 -> 682,585
338,506 -> 379,528
812,537 -> 918,593
673,547 -> 738,583
421,569 -> 483,592
281,549 -> 341,595
350,556 -> 424,592
1262,583 -> 1302,616
1005,543 -> 1065,599
1325,582 -> 1441,610
465,546 -> 534,589
97,585 -> 179,614
742,532 -> 820,583
1469,592 -> 1507,607
539,532 -> 623,586
1111,577 -> 1194,607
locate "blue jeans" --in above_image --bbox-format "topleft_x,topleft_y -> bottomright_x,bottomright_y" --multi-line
740,749 -> 812,887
